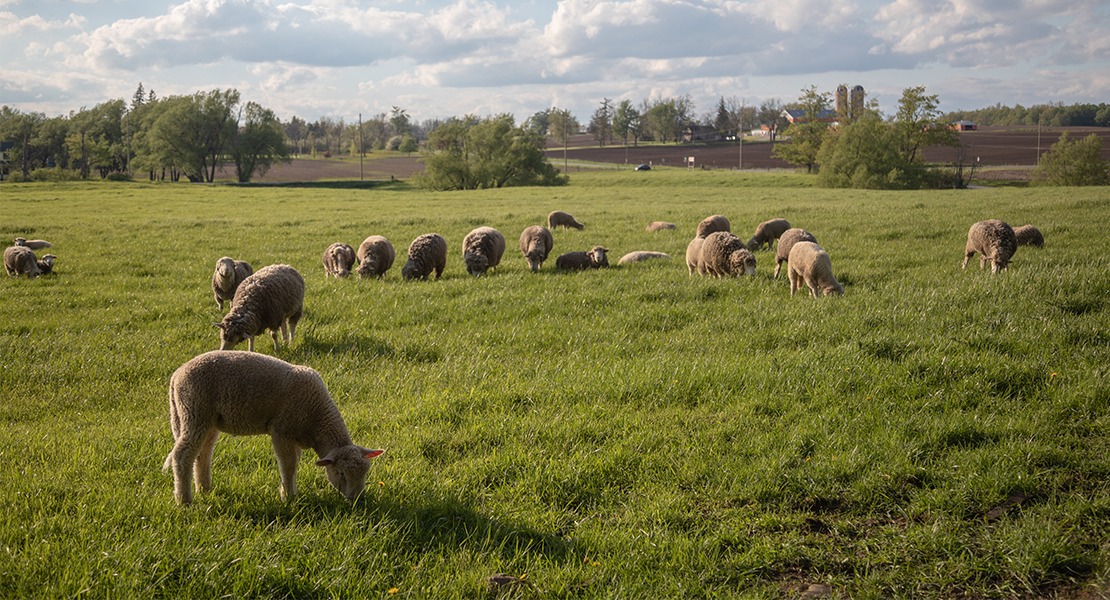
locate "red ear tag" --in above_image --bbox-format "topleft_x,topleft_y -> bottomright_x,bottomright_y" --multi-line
365,449 -> 385,458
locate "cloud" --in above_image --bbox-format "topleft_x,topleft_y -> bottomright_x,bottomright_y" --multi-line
0,11 -> 85,35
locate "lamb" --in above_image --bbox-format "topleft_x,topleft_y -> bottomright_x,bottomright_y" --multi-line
646,221 -> 676,231
697,231 -> 757,278
773,228 -> 818,279
696,215 -> 730,239
555,246 -> 610,270
163,350 -> 384,506
685,237 -> 705,275
321,242 -> 356,278
548,210 -> 585,230
1013,225 -> 1044,248
3,246 -> 42,279
962,219 -> 1017,273
216,264 -> 304,352
462,227 -> 506,276
518,226 -> 554,271
618,251 -> 671,265
36,254 -> 57,275
746,218 -> 791,251
211,257 -> 254,311
356,235 -> 395,279
401,233 -> 448,280
13,237 -> 53,250
788,241 -> 844,298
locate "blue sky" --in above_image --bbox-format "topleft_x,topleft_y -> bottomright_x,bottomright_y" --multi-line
2,0 -> 1107,124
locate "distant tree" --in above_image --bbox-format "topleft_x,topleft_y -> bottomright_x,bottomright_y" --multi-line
231,102 -> 291,183
284,116 -> 307,155
548,108 -> 580,170
1031,131 -> 1110,186
757,98 -> 784,141
523,109 -> 551,135
589,98 -> 613,147
149,89 -> 239,182
612,100 -> 640,146
390,106 -> 410,137
399,135 -> 419,154
816,110 -> 923,189
893,86 -> 960,164
418,114 -> 567,190
772,86 -> 832,173
0,107 -> 47,177
645,99 -> 679,143
132,83 -> 146,111
714,97 -> 732,138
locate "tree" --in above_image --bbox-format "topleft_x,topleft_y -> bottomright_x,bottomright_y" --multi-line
645,99 -> 679,143
1031,131 -> 1110,186
390,107 -> 410,138
548,108 -> 580,171
0,107 -> 47,177
714,97 -> 732,138
523,110 -> 550,135
231,102 -> 291,183
757,98 -> 784,142
589,98 -> 613,147
772,86 -> 832,173
893,86 -> 960,164
398,135 -> 418,155
612,100 -> 640,146
418,114 -> 567,191
816,110 -> 925,190
149,89 -> 239,182
132,83 -> 146,111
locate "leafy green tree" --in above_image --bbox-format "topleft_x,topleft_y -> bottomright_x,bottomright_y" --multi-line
612,100 -> 640,146
399,135 -> 418,154
816,110 -> 924,189
589,98 -> 613,147
757,97 -> 784,141
548,108 -> 580,171
149,89 -> 240,182
390,107 -> 410,138
773,86 -> 832,173
645,99 -> 678,143
894,86 -> 960,164
1031,131 -> 1110,186
231,102 -> 290,183
1,107 -> 47,177
417,114 -> 567,191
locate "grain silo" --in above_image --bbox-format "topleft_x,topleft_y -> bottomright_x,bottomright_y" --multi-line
835,85 -> 849,116
850,85 -> 865,118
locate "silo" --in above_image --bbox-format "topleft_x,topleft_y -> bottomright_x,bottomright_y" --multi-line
850,85 -> 865,118
836,85 -> 848,116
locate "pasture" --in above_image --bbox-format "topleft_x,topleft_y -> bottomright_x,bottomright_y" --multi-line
1,171 -> 1108,598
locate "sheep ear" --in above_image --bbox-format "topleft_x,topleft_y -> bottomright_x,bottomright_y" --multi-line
315,452 -> 336,467
360,448 -> 385,459
213,322 -> 224,329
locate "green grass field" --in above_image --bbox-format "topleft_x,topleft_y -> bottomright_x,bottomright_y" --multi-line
1,171 -> 1108,599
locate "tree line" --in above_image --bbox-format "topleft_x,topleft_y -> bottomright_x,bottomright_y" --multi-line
943,102 -> 1110,128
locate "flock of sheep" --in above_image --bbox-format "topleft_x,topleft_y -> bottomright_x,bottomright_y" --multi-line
2,237 -> 56,279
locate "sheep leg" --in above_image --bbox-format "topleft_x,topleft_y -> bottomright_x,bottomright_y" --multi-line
170,426 -> 215,506
807,280 -> 820,299
193,429 -> 220,495
979,255 -> 988,269
789,268 -> 799,296
288,309 -> 302,346
270,327 -> 282,352
961,252 -> 974,269
246,336 -> 255,352
271,438 -> 301,500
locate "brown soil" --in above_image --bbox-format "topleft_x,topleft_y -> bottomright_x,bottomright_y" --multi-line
214,156 -> 424,182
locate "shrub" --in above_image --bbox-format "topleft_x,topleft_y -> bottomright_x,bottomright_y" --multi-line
106,172 -> 134,182
1031,131 -> 1110,186
28,168 -> 81,182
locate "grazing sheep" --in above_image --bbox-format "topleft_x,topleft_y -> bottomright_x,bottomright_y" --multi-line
618,251 -> 671,265
13,237 -> 52,250
646,221 -> 676,231
216,264 -> 305,352
321,242 -> 357,278
555,246 -> 610,270
401,233 -> 448,280
697,231 -> 757,278
548,210 -> 585,230
518,226 -> 554,271
163,350 -> 384,506
1013,225 -> 1044,248
962,219 -> 1017,273
211,257 -> 254,311
685,237 -> 705,275
746,218 -> 791,251
36,254 -> 57,275
356,236 -> 395,279
462,227 -> 506,276
3,246 -> 41,279
696,215 -> 730,239
774,228 -> 818,279
788,242 -> 844,298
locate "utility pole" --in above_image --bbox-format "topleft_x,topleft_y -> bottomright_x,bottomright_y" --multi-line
359,113 -> 364,181
739,97 -> 744,170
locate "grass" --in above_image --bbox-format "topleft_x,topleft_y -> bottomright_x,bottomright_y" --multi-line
1,171 -> 1109,599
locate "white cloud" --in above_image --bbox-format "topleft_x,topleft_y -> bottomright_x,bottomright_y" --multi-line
0,11 -> 85,35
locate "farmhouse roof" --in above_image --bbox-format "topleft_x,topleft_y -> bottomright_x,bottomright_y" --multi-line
781,108 -> 838,123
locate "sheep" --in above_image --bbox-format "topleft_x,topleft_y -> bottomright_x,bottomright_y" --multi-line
555,246 -> 610,270
36,254 -> 57,275
746,218 -> 791,251
216,264 -> 304,352
163,350 -> 384,506
518,226 -> 554,271
697,231 -> 757,278
696,215 -> 730,239
788,241 -> 844,298
13,237 -> 52,250
618,251 -> 671,265
548,210 -> 585,230
962,219 -> 1017,273
773,228 -> 818,279
462,227 -> 506,276
3,246 -> 41,279
646,221 -> 676,231
356,236 -> 395,279
211,257 -> 254,312
1013,225 -> 1044,248
685,237 -> 705,275
321,242 -> 357,278
401,233 -> 448,280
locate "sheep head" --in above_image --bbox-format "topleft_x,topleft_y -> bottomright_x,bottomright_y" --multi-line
588,246 -> 609,267
316,446 -> 385,502
215,318 -> 253,351
464,251 -> 489,276
729,250 -> 757,277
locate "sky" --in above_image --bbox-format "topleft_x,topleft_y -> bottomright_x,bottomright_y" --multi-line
2,0 -> 1108,124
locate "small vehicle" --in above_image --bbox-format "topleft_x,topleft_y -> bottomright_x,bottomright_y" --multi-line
635,164 -> 651,171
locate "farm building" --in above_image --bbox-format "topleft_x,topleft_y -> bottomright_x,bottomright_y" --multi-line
781,108 -> 838,124
952,121 -> 978,131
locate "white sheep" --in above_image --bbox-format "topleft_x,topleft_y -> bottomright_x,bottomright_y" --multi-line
36,254 -> 57,275
518,226 -> 554,271
1013,225 -> 1044,248
646,221 -> 676,231
3,246 -> 41,279
216,264 -> 305,352
685,237 -> 705,275
555,246 -> 610,270
788,241 -> 844,298
773,228 -> 818,279
13,237 -> 52,250
402,233 -> 448,280
322,242 -> 357,278
697,231 -> 757,278
696,215 -> 730,239
163,350 -> 384,506
356,236 -> 395,279
746,218 -> 791,251
962,219 -> 1017,273
548,211 -> 585,230
211,257 -> 254,312
462,227 -> 506,276
618,251 -> 671,265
